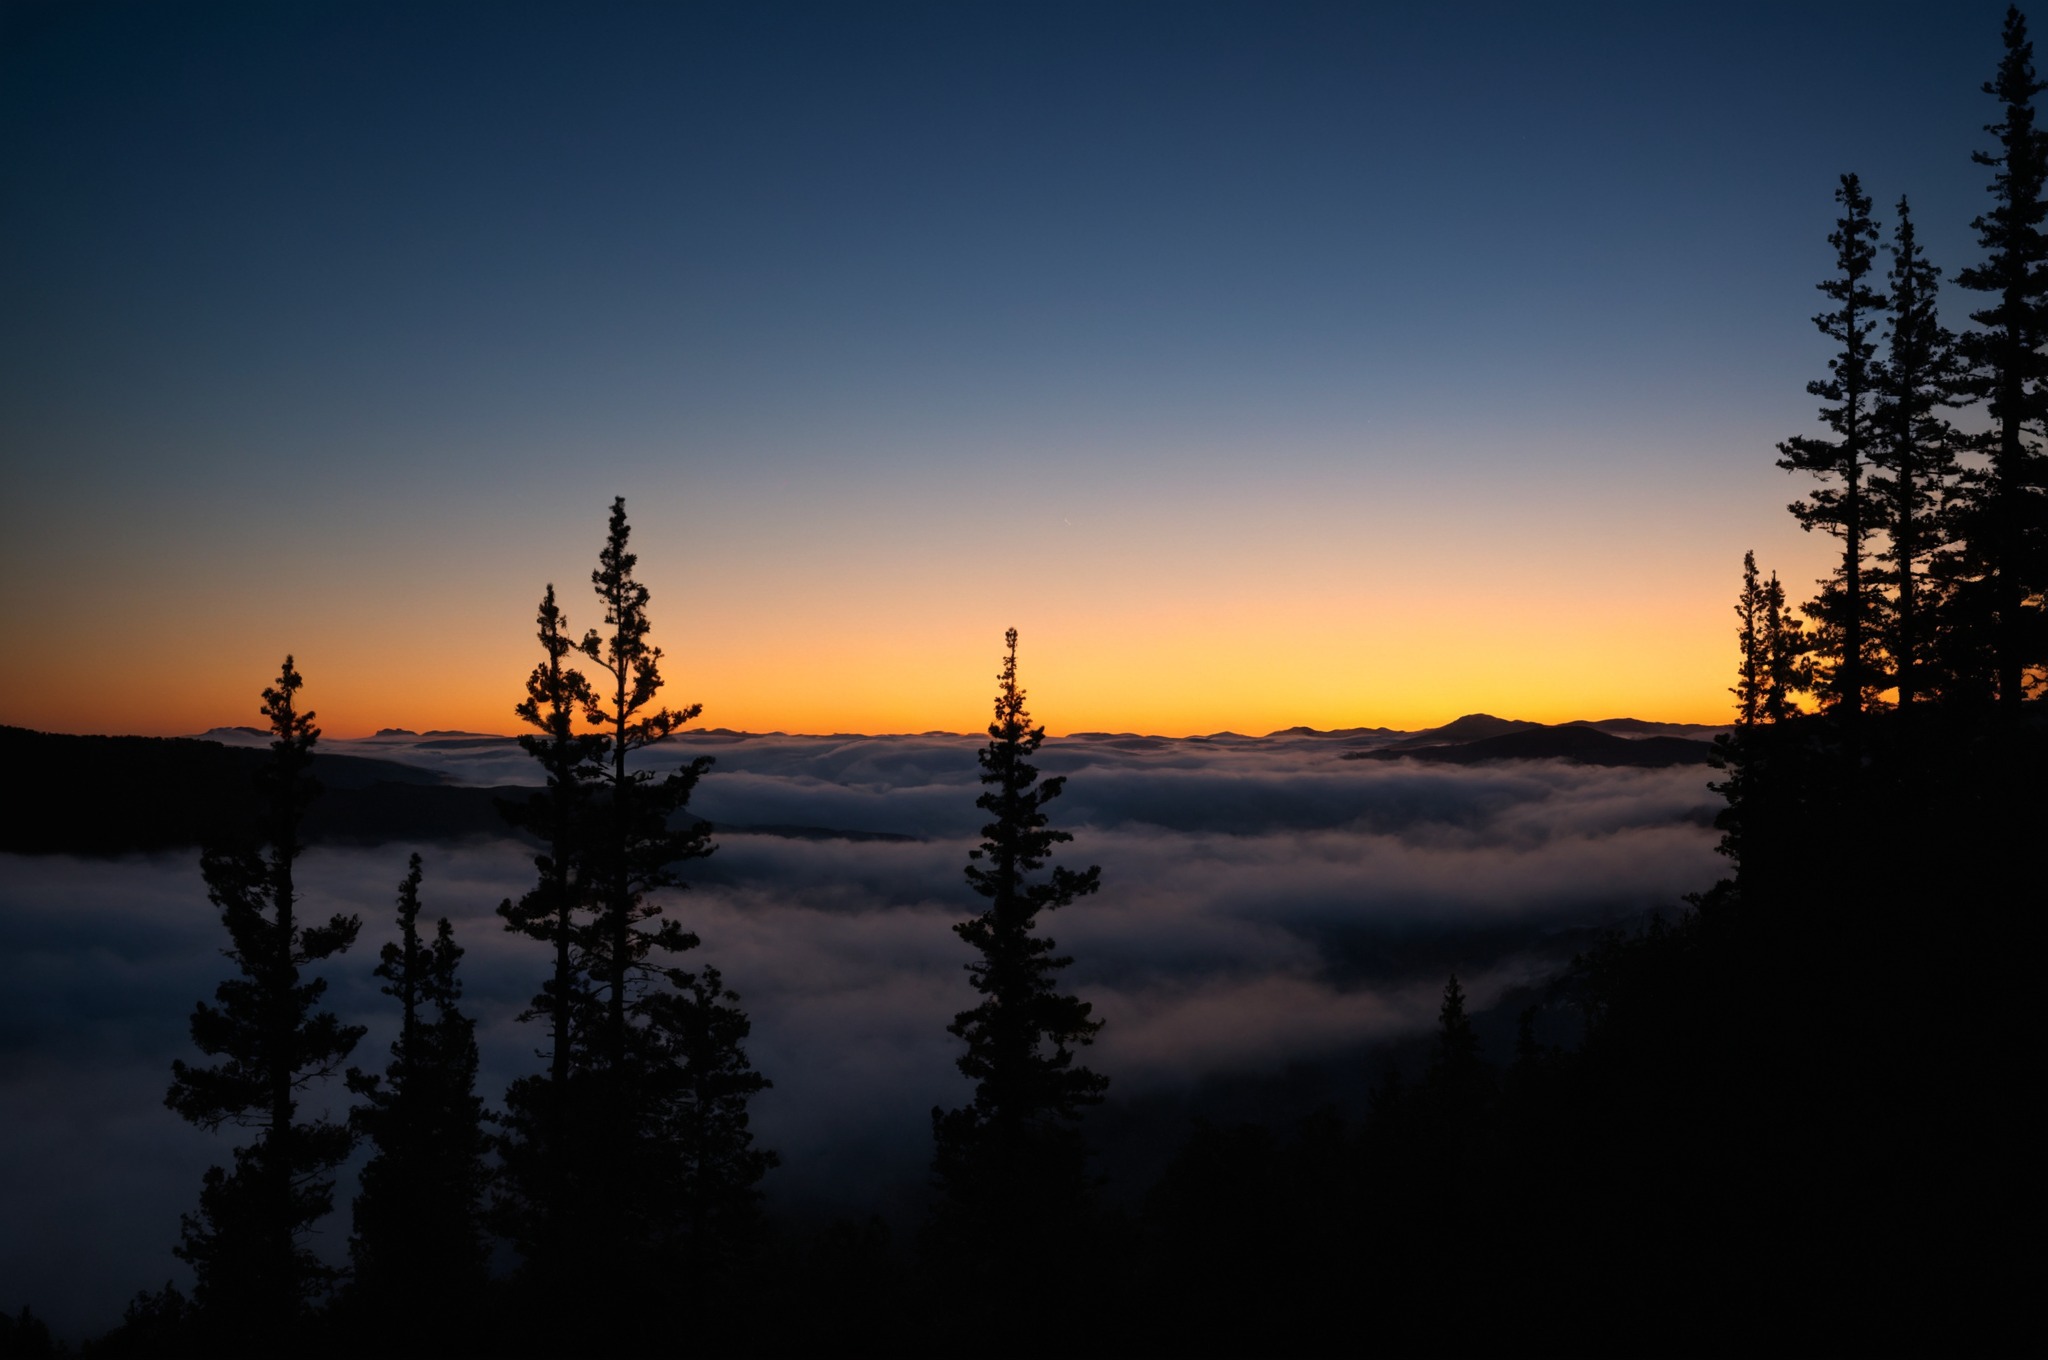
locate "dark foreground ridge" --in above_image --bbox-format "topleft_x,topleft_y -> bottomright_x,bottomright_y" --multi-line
0,727 -> 923,856
0,726 -> 510,855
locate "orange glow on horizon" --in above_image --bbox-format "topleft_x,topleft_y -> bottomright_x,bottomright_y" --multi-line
1,473 -> 1820,743
1,593 -> 1742,741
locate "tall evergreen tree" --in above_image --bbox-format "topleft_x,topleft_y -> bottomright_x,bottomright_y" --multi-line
344,854 -> 489,1331
1730,553 -> 1808,726
164,657 -> 363,1346
498,499 -> 772,1328
495,583 -> 605,1269
1733,551 -> 1768,727
576,496 -> 714,1073
1713,559 -> 1808,887
1422,972 -> 1494,1144
930,629 -> 1106,1278
1429,974 -> 1482,1090
1954,4 -> 2048,712
1761,569 -> 1808,722
1872,197 -> 1963,710
634,964 -> 778,1271
1779,173 -> 1888,722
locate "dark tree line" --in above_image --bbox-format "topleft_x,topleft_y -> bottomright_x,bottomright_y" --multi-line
137,501 -> 777,1355
1768,6 -> 2048,721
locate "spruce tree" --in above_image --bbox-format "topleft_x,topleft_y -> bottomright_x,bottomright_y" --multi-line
498,499 -> 772,1325
930,628 -> 1106,1279
164,657 -> 363,1346
1953,5 -> 2048,712
1431,974 -> 1480,1082
1733,551 -> 1768,727
1871,197 -> 1963,710
634,964 -> 778,1270
1421,972 -> 1493,1151
344,854 -> 488,1332
495,583 -> 605,1271
1730,554 -> 1807,726
576,496 -> 714,1074
1761,569 -> 1808,722
1713,560 -> 1807,888
1778,173 -> 1888,722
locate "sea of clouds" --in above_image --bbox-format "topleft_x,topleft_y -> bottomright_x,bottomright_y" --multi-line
0,728 -> 1724,1336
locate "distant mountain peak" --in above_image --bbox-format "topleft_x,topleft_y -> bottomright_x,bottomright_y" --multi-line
190,726 -> 270,745
1383,714 -> 1541,750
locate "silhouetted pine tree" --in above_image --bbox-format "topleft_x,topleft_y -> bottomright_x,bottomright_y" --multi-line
1417,972 -> 1495,1187
164,658 -> 363,1348
1953,4 -> 2048,712
1733,550 -> 1769,726
495,583 -> 605,1273
634,964 -> 778,1271
1710,555 -> 1813,904
930,628 -> 1106,1286
1779,172 -> 1888,722
1761,568 -> 1808,721
1728,551 -> 1807,728
1428,974 -> 1483,1095
344,854 -> 488,1333
510,497 -> 771,1329
576,496 -> 715,1077
1872,197 -> 1963,710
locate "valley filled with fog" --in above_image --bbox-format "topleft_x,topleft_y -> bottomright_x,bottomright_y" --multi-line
1,725 -> 1723,1335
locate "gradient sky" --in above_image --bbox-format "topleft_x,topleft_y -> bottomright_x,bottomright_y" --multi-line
1,1 -> 2031,736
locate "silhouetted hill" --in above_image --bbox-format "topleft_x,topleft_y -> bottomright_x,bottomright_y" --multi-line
0,727 -> 926,855
0,726 -> 514,854
1385,713 -> 1543,750
1348,723 -> 1714,768
191,725 -> 268,744
1566,716 -> 1729,740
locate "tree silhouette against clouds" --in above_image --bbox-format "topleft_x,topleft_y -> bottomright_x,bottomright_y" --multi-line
164,658 -> 363,1348
930,629 -> 1106,1287
344,854 -> 489,1336
495,582 -> 606,1277
496,499 -> 772,1339
577,496 -> 716,1076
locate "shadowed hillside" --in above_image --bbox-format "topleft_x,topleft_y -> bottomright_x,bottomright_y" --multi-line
1348,721 -> 1717,767
0,728 -> 922,855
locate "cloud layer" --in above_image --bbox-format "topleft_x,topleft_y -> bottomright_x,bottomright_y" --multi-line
0,733 -> 1722,1336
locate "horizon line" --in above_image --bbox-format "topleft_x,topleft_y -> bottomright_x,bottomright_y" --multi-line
3,712 -> 1736,745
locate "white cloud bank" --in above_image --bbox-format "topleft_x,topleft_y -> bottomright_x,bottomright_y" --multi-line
0,732 -> 1722,1337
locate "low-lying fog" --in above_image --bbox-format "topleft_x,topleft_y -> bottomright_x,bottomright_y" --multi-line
1,728 -> 1723,1336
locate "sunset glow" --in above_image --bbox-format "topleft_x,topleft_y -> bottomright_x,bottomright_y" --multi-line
0,4 -> 1985,737
3,6 -> 2038,1347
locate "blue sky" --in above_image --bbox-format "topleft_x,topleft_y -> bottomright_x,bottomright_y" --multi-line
2,1 -> 2033,734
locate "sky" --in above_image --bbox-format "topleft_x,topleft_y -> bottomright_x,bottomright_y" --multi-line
0,730 -> 1723,1336
1,1 -> 2035,736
